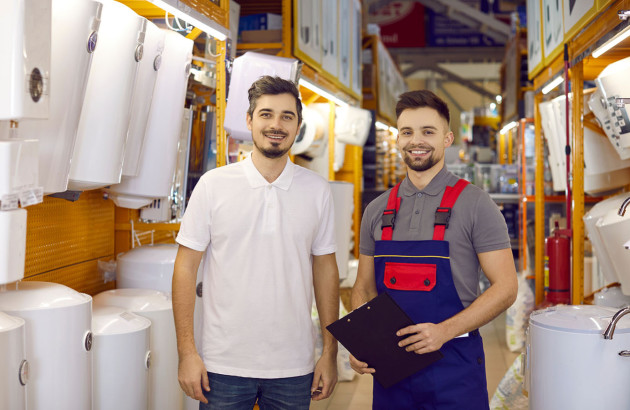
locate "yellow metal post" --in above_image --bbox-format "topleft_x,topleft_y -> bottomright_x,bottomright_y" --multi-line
216,39 -> 227,167
571,61 -> 585,305
329,101 -> 336,180
534,92 -> 545,305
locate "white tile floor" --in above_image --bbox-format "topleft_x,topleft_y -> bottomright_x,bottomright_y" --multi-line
311,311 -> 520,409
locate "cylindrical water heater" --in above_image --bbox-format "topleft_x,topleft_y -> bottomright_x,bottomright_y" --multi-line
0,311 -> 27,410
68,0 -> 146,191
94,289 -> 183,410
92,305 -> 152,410
0,281 -> 92,410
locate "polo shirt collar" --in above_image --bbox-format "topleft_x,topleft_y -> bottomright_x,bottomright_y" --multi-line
400,166 -> 450,197
243,153 -> 294,190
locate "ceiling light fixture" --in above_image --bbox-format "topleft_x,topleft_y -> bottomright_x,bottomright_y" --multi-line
592,24 -> 630,58
147,0 -> 228,40
499,121 -> 518,135
298,78 -> 348,107
541,76 -> 564,95
375,121 -> 389,130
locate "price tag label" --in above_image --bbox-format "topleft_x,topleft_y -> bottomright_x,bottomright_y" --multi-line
0,194 -> 19,211
18,187 -> 44,207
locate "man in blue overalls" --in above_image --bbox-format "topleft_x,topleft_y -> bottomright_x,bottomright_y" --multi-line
350,90 -> 518,409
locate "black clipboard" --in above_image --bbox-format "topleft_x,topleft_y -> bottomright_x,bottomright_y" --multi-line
327,292 -> 443,388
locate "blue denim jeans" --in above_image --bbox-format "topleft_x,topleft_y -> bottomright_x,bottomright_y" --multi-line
199,372 -> 314,410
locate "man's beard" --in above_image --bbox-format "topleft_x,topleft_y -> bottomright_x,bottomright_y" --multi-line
253,133 -> 291,159
402,146 -> 439,171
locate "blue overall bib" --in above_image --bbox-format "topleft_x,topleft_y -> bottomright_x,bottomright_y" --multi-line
372,179 -> 489,410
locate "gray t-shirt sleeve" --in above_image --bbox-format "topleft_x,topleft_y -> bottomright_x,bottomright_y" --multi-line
359,190 -> 390,256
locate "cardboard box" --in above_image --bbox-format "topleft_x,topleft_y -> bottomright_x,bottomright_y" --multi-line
240,29 -> 282,44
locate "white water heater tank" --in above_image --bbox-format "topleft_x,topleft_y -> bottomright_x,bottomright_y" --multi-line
108,30 -> 194,209
92,305 -> 151,410
122,21 -> 165,178
0,281 -> 92,410
0,208 -> 27,286
3,0 -> 102,195
596,201 -> 630,295
68,0 -> 146,191
330,182 -> 354,279
594,56 -> 630,159
0,311 -> 27,410
528,305 -> 630,409
94,289 -> 183,410
0,0 -> 51,120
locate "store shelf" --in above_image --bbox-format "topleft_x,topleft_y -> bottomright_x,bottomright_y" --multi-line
490,193 -> 520,203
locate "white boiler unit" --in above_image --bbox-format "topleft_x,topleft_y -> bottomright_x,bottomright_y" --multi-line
4,0 -> 102,195
0,208 -> 27,286
68,0 -> 146,191
0,311 -> 27,410
596,197 -> 630,295
528,305 -> 630,409
108,30 -> 194,209
92,305 -> 151,410
330,181 -> 354,279
122,21 -> 165,178
0,0 -> 51,120
0,281 -> 92,410
94,289 -> 183,410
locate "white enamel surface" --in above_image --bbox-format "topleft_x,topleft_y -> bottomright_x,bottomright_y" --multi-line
529,305 -> 630,409
0,0 -> 50,120
92,305 -> 151,410
0,208 -> 27,286
68,0 -> 145,190
108,30 -> 193,207
597,204 -> 630,295
116,244 -> 177,295
0,139 -> 39,197
583,193 -> 628,284
6,0 -> 101,194
94,289 -> 183,410
0,311 -> 26,410
0,282 -> 92,410
330,181 -> 353,279
122,21 -> 165,178
595,56 -> 630,159
291,104 -> 327,156
334,105 -> 372,146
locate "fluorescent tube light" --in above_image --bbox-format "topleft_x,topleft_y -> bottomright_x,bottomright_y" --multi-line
592,25 -> 630,58
148,0 -> 228,40
375,121 -> 389,130
541,76 -> 564,95
499,121 -> 518,135
389,126 -> 398,136
298,78 -> 348,107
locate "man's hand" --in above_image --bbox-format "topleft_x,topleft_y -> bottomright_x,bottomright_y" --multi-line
178,352 -> 210,404
349,354 -> 375,375
311,351 -> 337,401
397,322 -> 449,354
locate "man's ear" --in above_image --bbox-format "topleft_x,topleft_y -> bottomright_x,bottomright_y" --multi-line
444,131 -> 454,147
246,113 -> 252,131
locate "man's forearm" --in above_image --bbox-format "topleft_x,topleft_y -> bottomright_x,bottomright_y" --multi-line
172,246 -> 204,356
313,253 -> 340,354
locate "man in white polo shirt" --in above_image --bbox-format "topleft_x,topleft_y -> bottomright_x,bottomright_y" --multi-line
173,75 -> 339,409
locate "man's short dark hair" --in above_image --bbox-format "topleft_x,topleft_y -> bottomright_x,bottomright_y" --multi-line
247,75 -> 302,125
395,90 -> 450,125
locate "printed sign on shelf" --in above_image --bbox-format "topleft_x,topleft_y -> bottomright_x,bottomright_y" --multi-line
527,0 -> 543,79
338,0 -> 351,87
542,0 -> 563,64
563,0 -> 596,42
321,0 -> 338,77
351,0 -> 362,96
366,1 -> 426,48
296,0 -> 322,64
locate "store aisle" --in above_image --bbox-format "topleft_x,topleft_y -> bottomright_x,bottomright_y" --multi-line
311,311 -> 520,409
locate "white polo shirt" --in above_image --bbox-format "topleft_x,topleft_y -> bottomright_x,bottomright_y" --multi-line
176,155 -> 337,378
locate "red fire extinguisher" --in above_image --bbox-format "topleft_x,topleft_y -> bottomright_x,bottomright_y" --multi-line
545,221 -> 572,305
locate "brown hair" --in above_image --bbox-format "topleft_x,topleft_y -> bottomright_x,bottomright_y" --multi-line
395,90 -> 450,125
247,75 -> 302,124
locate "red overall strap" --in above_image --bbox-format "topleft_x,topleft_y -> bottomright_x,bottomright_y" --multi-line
432,179 -> 470,241
381,182 -> 402,241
